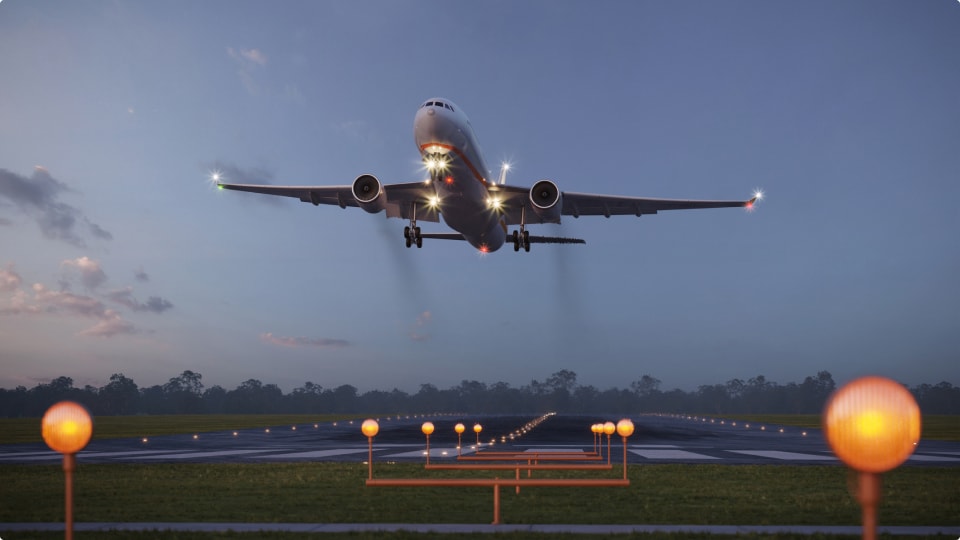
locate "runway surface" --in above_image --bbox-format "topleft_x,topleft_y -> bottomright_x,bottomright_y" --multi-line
2,413 -> 958,466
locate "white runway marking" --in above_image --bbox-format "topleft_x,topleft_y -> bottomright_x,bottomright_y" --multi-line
908,454 -> 960,462
0,451 -> 61,458
267,449 -> 369,459
730,450 -> 835,461
81,450 -> 189,458
129,449 -> 271,460
630,449 -> 718,460
523,448 -> 590,454
0,453 -> 61,461
383,447 -> 463,458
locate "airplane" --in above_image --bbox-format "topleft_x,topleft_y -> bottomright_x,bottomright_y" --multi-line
217,97 -> 760,253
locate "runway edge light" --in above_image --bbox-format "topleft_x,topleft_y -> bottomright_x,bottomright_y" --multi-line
823,375 -> 921,540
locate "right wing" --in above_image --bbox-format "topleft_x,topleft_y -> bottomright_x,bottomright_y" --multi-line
489,184 -> 757,225
217,181 -> 442,223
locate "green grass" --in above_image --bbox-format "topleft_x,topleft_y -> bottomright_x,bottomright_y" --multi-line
1,463 -> 957,526
4,533 -> 940,540
0,414 -> 365,445
717,415 -> 959,441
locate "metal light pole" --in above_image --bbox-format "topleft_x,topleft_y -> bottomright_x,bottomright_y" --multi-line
42,401 -> 93,540
421,422 -> 435,465
361,419 -> 379,480
823,376 -> 921,540
616,419 -> 635,480
473,423 -> 483,448
602,421 -> 616,465
454,423 -> 465,456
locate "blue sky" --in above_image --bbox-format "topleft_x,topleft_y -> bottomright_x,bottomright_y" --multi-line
1,1 -> 958,394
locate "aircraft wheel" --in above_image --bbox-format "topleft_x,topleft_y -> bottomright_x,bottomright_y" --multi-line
522,230 -> 530,252
405,236 -> 412,248
414,226 -> 421,239
416,236 -> 422,248
512,230 -> 520,251
404,226 -> 410,239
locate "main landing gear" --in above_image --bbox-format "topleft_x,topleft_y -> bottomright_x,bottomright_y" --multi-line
512,206 -> 531,252
404,202 -> 422,248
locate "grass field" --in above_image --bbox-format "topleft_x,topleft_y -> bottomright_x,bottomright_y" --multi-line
5,532 -> 940,540
0,414 -> 365,445
1,463 -> 957,526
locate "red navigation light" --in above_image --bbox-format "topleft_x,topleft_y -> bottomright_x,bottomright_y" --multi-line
445,176 -> 454,185
479,245 -> 490,253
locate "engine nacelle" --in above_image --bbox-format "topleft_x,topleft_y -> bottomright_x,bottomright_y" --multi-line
529,180 -> 563,222
352,174 -> 385,213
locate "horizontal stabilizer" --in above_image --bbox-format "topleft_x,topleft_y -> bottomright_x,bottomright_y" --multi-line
528,236 -> 586,245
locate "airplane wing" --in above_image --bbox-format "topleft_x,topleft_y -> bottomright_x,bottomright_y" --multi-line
489,184 -> 756,225
217,181 -> 442,223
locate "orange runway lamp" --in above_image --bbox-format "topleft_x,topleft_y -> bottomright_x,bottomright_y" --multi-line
473,423 -> 483,447
823,376 -> 920,540
591,423 -> 602,454
602,421 -> 616,465
42,401 -> 93,540
361,419 -> 379,480
421,421 -> 435,465
454,423 -> 465,456
617,418 -> 635,480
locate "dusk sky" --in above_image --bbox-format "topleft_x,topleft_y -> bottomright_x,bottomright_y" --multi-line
1,1 -> 958,395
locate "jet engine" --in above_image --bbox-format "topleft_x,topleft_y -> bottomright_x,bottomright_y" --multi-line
352,174 -> 385,213
529,180 -> 562,222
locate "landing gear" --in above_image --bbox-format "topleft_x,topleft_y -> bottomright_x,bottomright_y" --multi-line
512,207 -> 531,252
404,205 -> 423,249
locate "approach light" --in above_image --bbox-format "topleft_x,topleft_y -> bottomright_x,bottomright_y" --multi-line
824,376 -> 920,473
362,419 -> 379,438
421,422 -> 435,436
42,402 -> 93,455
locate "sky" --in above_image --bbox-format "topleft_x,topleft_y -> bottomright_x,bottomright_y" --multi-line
1,1 -> 958,395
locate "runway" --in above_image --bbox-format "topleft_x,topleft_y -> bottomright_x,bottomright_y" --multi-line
2,413 -> 957,466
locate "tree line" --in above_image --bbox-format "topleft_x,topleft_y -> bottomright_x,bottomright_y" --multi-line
1,369 -> 957,418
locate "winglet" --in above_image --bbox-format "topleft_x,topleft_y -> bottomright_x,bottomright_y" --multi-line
745,190 -> 764,210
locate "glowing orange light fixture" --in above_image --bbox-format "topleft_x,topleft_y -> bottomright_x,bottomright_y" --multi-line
454,423 -> 465,434
421,422 -> 435,436
362,419 -> 380,438
616,419 -> 635,438
824,375 -> 921,473
42,401 -> 93,455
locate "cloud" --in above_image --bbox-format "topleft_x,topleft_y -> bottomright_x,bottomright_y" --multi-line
209,161 -> 284,206
0,260 -> 173,338
259,332 -> 350,349
0,166 -> 111,246
77,312 -> 137,337
105,287 -> 174,313
134,267 -> 149,282
410,310 -> 432,342
0,264 -> 22,292
61,256 -> 107,290
227,47 -> 267,95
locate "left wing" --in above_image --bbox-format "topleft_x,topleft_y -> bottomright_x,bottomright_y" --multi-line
217,181 -> 442,222
489,184 -> 756,225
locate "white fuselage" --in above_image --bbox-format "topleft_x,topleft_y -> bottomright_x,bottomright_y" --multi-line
413,98 -> 507,252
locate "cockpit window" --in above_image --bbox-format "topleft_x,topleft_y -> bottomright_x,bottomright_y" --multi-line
421,100 -> 454,112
